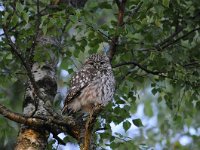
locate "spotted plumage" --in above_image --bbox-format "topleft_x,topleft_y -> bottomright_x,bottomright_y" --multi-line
62,54 -> 115,114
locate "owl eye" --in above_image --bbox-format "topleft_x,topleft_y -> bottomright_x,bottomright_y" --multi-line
88,61 -> 94,65
100,61 -> 105,64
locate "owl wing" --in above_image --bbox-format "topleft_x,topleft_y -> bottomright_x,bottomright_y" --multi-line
62,68 -> 95,114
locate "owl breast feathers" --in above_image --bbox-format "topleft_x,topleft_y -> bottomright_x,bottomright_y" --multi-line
62,54 -> 115,114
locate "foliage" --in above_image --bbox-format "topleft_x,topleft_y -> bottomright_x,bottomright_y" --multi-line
0,0 -> 200,149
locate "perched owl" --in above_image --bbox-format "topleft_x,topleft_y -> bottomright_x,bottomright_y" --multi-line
62,54 -> 115,115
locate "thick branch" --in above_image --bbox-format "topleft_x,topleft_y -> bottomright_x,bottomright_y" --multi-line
0,103 -> 79,140
80,107 -> 102,150
109,0 -> 127,61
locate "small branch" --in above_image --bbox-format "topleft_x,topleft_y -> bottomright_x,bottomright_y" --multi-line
161,27 -> 200,50
136,27 -> 200,52
156,27 -> 183,49
86,23 -> 112,41
183,61 -> 200,68
113,61 -> 160,75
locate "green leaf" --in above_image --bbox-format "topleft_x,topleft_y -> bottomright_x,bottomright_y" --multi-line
2,12 -> 9,24
144,101 -> 153,117
40,15 -> 48,28
110,142 -> 118,149
6,54 -> 12,60
16,2 -> 24,13
162,0 -> 169,7
196,101 -> 200,110
42,25 -> 47,35
99,2 -> 112,9
11,14 -> 19,26
151,88 -> 157,95
123,120 -> 131,132
22,12 -> 29,23
132,119 -> 143,127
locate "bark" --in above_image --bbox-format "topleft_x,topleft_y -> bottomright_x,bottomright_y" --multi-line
15,63 -> 57,150
15,129 -> 48,150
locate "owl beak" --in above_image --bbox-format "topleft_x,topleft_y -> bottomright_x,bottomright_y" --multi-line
94,63 -> 99,69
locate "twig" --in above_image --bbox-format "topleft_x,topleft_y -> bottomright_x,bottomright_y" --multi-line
86,23 -> 112,41
183,62 -> 200,68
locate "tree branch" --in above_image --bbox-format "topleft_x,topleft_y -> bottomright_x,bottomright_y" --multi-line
80,106 -> 102,150
109,0 -> 127,61
2,26 -> 43,100
161,27 -> 200,50
26,0 -> 41,64
113,61 -> 160,75
155,27 -> 183,49
86,23 -> 112,41
137,26 -> 200,52
0,102 -> 80,140
114,61 -> 200,88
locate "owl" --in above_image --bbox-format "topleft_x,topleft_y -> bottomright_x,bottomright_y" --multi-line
62,54 -> 115,115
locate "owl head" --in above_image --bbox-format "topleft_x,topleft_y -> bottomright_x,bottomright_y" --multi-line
84,54 -> 112,71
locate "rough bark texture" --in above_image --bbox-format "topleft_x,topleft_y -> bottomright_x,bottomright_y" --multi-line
15,129 -> 48,150
15,63 -> 57,150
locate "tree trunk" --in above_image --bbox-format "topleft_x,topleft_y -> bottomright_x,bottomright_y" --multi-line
15,63 -> 57,149
15,128 -> 48,150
